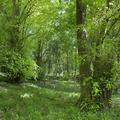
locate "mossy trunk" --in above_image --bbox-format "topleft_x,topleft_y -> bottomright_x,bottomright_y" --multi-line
76,0 -> 92,109
93,56 -> 113,109
76,0 -> 113,110
92,0 -> 113,109
10,0 -> 21,48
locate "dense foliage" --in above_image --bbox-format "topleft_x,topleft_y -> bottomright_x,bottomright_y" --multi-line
0,0 -> 120,118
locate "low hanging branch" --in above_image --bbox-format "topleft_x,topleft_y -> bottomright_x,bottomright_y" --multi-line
101,6 -> 120,42
102,14 -> 120,41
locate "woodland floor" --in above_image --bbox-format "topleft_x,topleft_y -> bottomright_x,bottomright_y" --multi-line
0,80 -> 120,120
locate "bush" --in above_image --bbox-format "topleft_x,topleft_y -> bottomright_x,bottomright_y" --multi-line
1,51 -> 38,83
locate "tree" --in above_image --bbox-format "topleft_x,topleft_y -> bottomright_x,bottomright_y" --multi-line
76,0 -> 92,109
0,0 -> 37,83
76,0 -> 117,110
34,0 -> 76,80
92,0 -> 114,109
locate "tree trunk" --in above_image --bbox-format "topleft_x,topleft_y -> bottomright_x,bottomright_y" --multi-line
93,0 -> 113,109
76,0 -> 92,108
76,0 -> 114,110
10,0 -> 20,48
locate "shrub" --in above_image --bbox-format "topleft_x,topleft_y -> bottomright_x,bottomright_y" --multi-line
1,51 -> 38,83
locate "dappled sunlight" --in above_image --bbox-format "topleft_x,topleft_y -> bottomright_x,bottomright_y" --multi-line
0,86 -> 8,93
20,93 -> 33,98
0,0 -> 120,119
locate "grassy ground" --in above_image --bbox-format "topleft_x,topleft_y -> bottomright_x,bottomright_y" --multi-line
0,80 -> 120,120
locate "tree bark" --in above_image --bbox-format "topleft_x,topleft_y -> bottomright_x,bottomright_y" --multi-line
93,0 -> 113,109
10,0 -> 20,48
76,0 -> 92,108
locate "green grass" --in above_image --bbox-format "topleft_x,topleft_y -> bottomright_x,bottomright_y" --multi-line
0,80 -> 120,120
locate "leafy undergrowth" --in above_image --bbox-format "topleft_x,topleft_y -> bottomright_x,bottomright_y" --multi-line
0,81 -> 120,120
